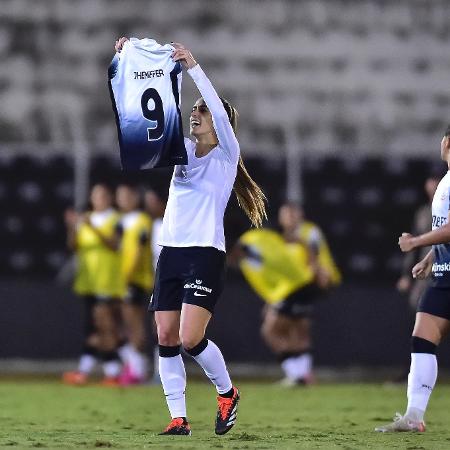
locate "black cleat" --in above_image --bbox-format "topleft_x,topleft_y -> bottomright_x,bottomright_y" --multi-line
215,387 -> 240,435
159,417 -> 191,435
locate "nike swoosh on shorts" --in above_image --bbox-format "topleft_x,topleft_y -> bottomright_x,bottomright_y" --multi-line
194,291 -> 207,297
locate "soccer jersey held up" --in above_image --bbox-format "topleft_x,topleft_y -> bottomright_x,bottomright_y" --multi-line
108,38 -> 187,170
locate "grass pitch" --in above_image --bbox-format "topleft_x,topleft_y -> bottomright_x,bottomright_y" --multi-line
1,379 -> 450,449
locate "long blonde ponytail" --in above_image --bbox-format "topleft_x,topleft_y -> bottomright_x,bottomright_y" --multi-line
221,98 -> 267,227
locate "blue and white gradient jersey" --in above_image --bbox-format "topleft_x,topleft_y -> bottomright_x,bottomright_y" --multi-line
431,170 -> 450,287
109,38 -> 187,170
159,65 -> 240,252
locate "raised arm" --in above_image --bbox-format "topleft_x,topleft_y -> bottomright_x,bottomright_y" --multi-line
172,43 -> 240,163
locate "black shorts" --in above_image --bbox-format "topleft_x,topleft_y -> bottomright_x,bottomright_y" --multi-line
273,284 -> 321,318
418,285 -> 450,321
124,283 -> 150,306
150,246 -> 226,314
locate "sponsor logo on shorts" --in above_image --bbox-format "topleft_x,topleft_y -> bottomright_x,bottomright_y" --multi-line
432,262 -> 450,274
184,279 -> 212,296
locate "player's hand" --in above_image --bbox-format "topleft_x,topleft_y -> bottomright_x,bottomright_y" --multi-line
315,266 -> 332,290
412,259 -> 432,280
396,275 -> 411,292
171,43 -> 197,69
115,37 -> 129,53
398,232 -> 416,252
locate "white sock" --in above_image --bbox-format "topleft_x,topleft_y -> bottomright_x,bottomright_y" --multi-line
102,360 -> 121,378
281,353 -> 312,381
128,346 -> 147,379
281,357 -> 299,380
159,355 -> 187,418
190,340 -> 233,395
118,343 -> 133,364
406,353 -> 437,421
78,354 -> 97,374
295,353 -> 312,379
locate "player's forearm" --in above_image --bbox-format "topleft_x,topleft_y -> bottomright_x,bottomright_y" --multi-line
412,225 -> 450,249
421,248 -> 435,265
187,64 -> 240,160
187,65 -> 226,119
88,226 -> 119,251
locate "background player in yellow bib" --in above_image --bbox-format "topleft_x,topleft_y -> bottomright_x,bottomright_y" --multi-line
63,183 -> 124,386
234,202 -> 341,385
115,183 -> 153,385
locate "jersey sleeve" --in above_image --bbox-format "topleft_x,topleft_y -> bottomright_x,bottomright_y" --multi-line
187,64 -> 240,164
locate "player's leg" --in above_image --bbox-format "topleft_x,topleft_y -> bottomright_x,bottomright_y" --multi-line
155,310 -> 191,435
120,290 -> 148,384
151,247 -> 190,435
261,305 -> 312,385
288,316 -> 314,384
63,295 -> 98,385
180,303 -> 239,435
376,286 -> 450,432
260,306 -> 292,352
93,299 -> 122,384
180,247 -> 238,435
406,313 -> 448,419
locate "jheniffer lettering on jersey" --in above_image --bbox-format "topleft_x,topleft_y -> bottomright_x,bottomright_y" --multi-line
134,69 -> 164,79
432,215 -> 448,228
184,279 -> 213,295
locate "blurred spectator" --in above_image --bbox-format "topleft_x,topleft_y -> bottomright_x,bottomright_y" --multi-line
115,183 -> 153,385
63,183 -> 123,386
232,203 -> 341,385
144,187 -> 168,383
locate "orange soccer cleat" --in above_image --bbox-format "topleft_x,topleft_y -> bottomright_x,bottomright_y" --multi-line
159,417 -> 191,435
215,387 -> 240,435
62,371 -> 88,386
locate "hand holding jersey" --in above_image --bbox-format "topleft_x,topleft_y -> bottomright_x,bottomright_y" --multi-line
171,43 -> 197,70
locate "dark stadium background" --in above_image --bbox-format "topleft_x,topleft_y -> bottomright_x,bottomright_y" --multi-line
2,0 -> 450,375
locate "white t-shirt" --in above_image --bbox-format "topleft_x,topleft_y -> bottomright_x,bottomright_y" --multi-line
159,64 -> 240,252
89,209 -> 116,228
431,170 -> 450,286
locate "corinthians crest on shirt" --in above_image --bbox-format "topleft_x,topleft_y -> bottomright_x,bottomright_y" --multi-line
184,279 -> 213,293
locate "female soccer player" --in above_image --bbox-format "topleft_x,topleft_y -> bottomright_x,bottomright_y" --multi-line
233,203 -> 340,386
63,183 -> 123,385
115,183 -> 153,384
376,127 -> 450,432
115,38 -> 266,435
